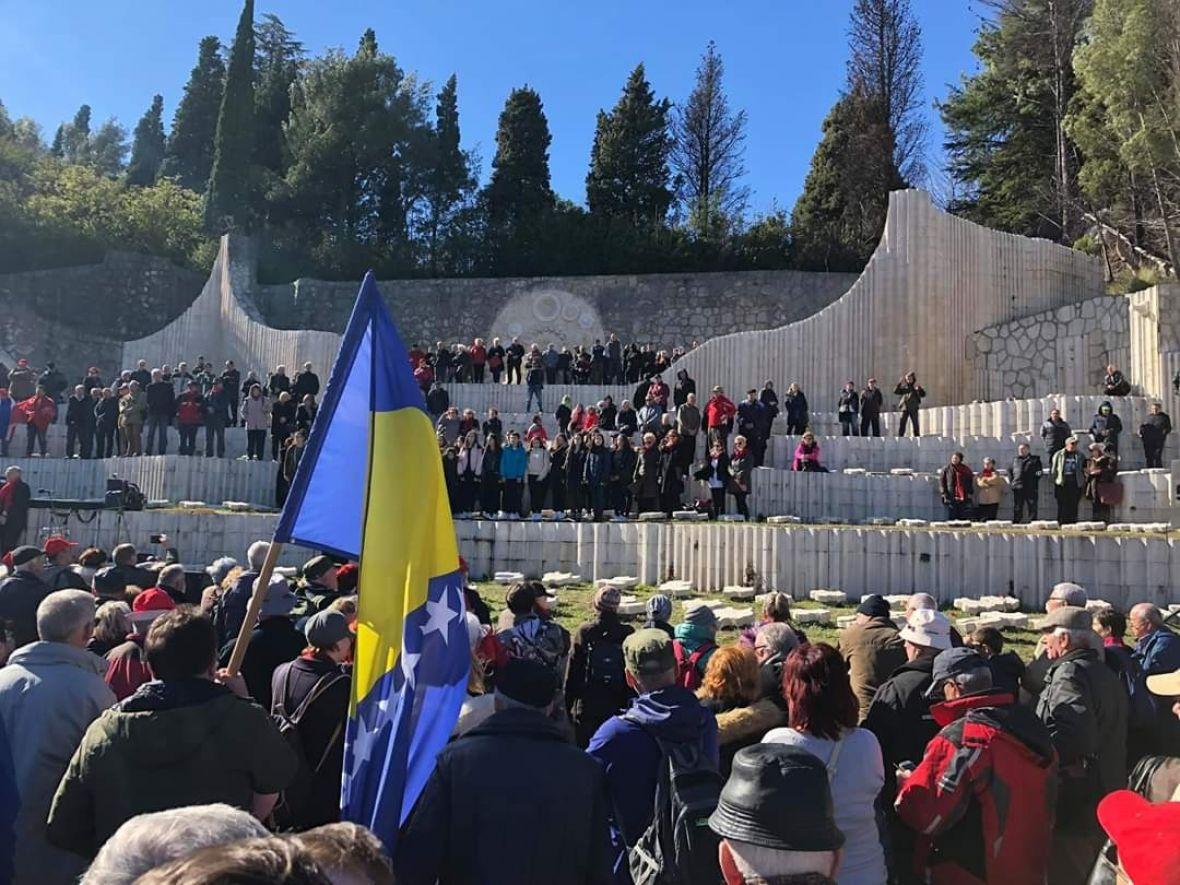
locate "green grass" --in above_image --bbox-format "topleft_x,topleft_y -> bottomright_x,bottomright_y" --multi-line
474,581 -> 1043,662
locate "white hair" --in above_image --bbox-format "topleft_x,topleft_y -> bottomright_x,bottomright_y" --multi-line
93,601 -> 132,646
158,563 -> 186,591
755,622 -> 799,657
725,838 -> 835,879
1049,582 -> 1088,607
81,803 -> 267,885
1052,626 -> 1093,649
37,590 -> 96,643
246,540 -> 270,571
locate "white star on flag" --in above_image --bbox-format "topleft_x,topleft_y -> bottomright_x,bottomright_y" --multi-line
420,596 -> 459,644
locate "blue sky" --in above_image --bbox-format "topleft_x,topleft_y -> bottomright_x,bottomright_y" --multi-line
0,0 -> 985,214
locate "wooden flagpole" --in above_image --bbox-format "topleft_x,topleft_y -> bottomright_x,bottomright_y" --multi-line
223,538 -> 284,677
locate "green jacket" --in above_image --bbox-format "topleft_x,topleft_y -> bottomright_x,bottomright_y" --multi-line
1050,447 -> 1088,489
47,679 -> 298,858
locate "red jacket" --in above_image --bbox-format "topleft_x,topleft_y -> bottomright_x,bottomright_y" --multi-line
16,393 -> 56,431
704,395 -> 736,429
895,692 -> 1057,885
175,392 -> 205,425
469,344 -> 487,365
105,633 -> 153,700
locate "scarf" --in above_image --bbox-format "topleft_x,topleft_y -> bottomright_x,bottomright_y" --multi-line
951,462 -> 972,500
0,479 -> 15,512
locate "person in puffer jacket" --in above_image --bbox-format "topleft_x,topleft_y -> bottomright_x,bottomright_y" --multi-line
174,382 -> 206,456
1088,400 -> 1122,454
895,647 -> 1057,885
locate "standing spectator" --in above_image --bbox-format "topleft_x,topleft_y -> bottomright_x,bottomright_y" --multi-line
46,608 -> 299,860
506,336 -> 525,384
542,343 -> 560,385
41,537 -> 87,592
413,358 -> 434,394
64,385 -> 95,459
1051,436 -> 1087,524
1041,407 -> 1072,459
782,383 -> 809,435
673,368 -> 695,409
966,626 -> 1025,697
19,385 -> 57,457
565,433 -> 587,519
292,362 -> 320,400
7,359 -> 36,401
212,578 -> 301,714
1089,400 -> 1123,454
758,380 -> 779,427
276,430 -> 306,508
271,391 -> 296,461
525,356 -> 545,412
37,362 -> 67,407
643,594 -> 674,638
425,381 -> 449,419
675,391 -> 701,467
608,434 -> 636,517
791,431 -> 825,472
144,369 -> 175,456
584,431 -> 611,521
0,388 -> 11,457
607,333 -> 624,384
0,590 -> 114,885
673,604 -> 719,689
81,366 -> 103,395
399,658 -> 613,885
587,629 -> 719,883
736,390 -> 765,464
0,469 -> 31,556
1034,606 -> 1128,883
500,431 -> 528,517
938,452 -> 974,519
93,389 -> 118,458
698,645 -> 766,775
171,361 -> 194,395
497,582 -> 570,694
480,433 -> 502,515
728,435 -> 753,519
599,396 -> 618,432
763,643 -> 888,885
1138,401 -> 1172,468
656,430 -> 683,517
894,647 -> 1056,885
1009,442 -> 1043,523
241,384 -> 269,461
894,372 -> 926,437
557,345 -> 574,384
456,431 -> 484,516
859,377 -> 883,437
205,380 -> 233,458
482,407 -> 503,443
705,386 -> 737,445
555,396 -> 573,436
633,431 -> 661,514
1128,602 -> 1180,755
974,457 -> 1007,520
548,435 -> 568,515
751,621 -> 798,709
118,381 -> 146,456
220,360 -> 241,422
267,365 -> 291,398
487,337 -> 505,384
436,406 -> 462,446
695,439 -> 731,519
1085,442 -> 1119,522
1103,364 -> 1131,396
469,337 -> 487,383
838,381 -> 860,436
128,359 -> 151,389
839,595 -> 906,724
636,395 -> 663,435
565,585 -> 634,747
525,436 -> 551,515
439,434 -> 459,513
647,374 -> 670,410
174,381 -> 206,456
0,545 -> 51,650
616,399 -> 638,437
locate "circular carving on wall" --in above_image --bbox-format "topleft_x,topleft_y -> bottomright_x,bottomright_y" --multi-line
490,288 -> 606,348
533,292 -> 562,323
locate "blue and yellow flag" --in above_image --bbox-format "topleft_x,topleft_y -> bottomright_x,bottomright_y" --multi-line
275,272 -> 467,848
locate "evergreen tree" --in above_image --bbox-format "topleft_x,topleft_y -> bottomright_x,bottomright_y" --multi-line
49,125 -> 64,158
162,36 -> 226,190
254,13 -> 303,174
671,42 -> 748,239
126,94 -> 166,186
204,0 -> 256,233
424,75 -> 476,274
88,119 -> 129,176
586,64 -> 673,225
485,86 -> 555,271
61,104 -> 92,164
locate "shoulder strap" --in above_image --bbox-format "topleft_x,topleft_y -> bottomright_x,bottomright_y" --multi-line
291,669 -> 348,723
826,734 -> 846,779
273,666 -> 294,718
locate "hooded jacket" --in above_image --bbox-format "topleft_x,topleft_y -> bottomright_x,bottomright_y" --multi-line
587,686 -> 720,883
839,616 -> 906,723
1089,402 -> 1122,445
565,612 -> 634,741
399,707 -> 614,885
864,655 -> 938,795
895,692 -> 1057,885
47,678 -> 298,858
0,642 -> 114,885
0,568 -> 52,649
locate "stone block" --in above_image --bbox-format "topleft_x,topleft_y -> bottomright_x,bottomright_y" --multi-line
673,510 -> 708,521
598,576 -> 640,590
716,607 -> 755,629
836,615 -> 857,629
809,589 -> 847,605
542,571 -> 581,587
795,608 -> 832,626
885,594 -> 912,610
494,571 -> 525,584
638,512 -> 666,522
718,514 -> 747,522
766,515 -> 801,524
1028,520 -> 1060,530
723,586 -> 757,601
1085,599 -> 1114,611
659,579 -> 696,597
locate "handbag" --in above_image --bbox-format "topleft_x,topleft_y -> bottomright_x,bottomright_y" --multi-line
1095,481 -> 1123,506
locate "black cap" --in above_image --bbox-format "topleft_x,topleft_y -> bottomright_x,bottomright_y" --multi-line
10,545 -> 43,567
495,658 -> 557,708
92,565 -> 125,597
857,594 -> 891,619
709,744 -> 844,851
926,647 -> 990,700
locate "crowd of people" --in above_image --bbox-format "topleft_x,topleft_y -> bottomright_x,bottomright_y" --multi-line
1,532 -> 1179,884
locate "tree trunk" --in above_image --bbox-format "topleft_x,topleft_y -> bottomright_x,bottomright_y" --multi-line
1149,159 -> 1179,275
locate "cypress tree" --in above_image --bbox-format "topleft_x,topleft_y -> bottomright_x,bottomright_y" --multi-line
254,13 -> 303,174
204,0 -> 257,233
126,94 -> 166,186
425,75 -> 475,273
162,36 -> 225,190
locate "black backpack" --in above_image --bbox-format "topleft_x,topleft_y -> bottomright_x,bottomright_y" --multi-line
270,666 -> 348,827
586,636 -> 626,690
624,715 -> 722,885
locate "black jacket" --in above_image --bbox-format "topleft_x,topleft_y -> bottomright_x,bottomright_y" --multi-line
0,569 -> 52,648
633,445 -> 661,498
66,396 -> 96,430
219,616 -> 306,712
565,613 -> 634,739
865,655 -> 937,796
894,381 -> 926,413
987,651 -> 1026,696
860,386 -> 884,417
145,380 -> 175,418
426,387 -> 450,417
1009,454 -> 1043,490
94,397 -> 119,429
397,707 -> 614,885
1140,412 -> 1173,445
292,370 -> 320,399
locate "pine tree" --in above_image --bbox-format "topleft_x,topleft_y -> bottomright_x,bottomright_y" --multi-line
424,75 -> 476,274
126,94 -> 167,186
62,104 -> 92,164
671,42 -> 748,239
162,36 -> 226,190
204,0 -> 257,233
586,64 -> 673,226
485,86 -> 554,270
49,125 -> 64,157
254,13 -> 303,174
88,119 -> 128,176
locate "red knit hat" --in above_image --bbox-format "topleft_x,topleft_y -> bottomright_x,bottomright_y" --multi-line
132,587 -> 177,613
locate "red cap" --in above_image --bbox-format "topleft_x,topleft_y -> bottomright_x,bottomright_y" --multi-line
1098,790 -> 1180,885
458,555 -> 469,574
1,552 -> 11,570
43,536 -> 78,558
335,562 -> 359,591
132,587 -> 177,613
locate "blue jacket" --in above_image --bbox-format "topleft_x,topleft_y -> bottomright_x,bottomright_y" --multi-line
584,449 -> 611,486
500,445 -> 528,480
1134,627 -> 1180,676
0,398 -> 10,437
587,686 -> 719,883
0,716 -> 15,885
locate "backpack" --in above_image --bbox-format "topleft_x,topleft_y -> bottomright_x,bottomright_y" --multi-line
271,666 -> 349,827
624,716 -> 723,885
585,635 -> 626,690
501,623 -> 562,671
672,640 -> 715,691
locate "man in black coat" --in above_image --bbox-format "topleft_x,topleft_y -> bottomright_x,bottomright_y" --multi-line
1009,442 -> 1044,523
291,362 -> 320,400
1139,402 -> 1173,468
397,658 -> 614,885
65,385 -> 96,459
0,466 -> 30,554
0,546 -> 51,649
565,587 -> 635,748
859,378 -> 884,437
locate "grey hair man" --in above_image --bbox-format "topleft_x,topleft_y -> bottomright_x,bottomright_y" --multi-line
1035,606 -> 1128,883
1024,581 -> 1091,699
81,803 -> 268,885
0,590 -> 115,884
